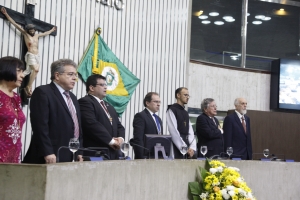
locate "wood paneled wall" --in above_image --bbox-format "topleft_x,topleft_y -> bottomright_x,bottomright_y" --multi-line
247,110 -> 300,161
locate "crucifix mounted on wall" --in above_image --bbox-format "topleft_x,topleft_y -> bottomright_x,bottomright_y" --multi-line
0,2 -> 56,104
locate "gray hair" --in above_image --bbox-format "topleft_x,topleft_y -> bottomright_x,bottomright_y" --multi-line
234,98 -> 241,106
50,59 -> 78,80
201,98 -> 215,112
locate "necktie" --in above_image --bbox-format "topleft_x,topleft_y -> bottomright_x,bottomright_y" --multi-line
63,91 -> 79,138
153,114 -> 161,134
241,116 -> 247,134
212,117 -> 217,126
100,101 -> 112,122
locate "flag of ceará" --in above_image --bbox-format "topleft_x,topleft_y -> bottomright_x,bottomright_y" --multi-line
78,28 -> 140,116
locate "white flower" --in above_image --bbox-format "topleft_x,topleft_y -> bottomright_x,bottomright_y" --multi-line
226,185 -> 235,191
246,192 -> 253,198
216,166 -> 223,172
222,193 -> 231,200
221,189 -> 227,195
199,192 -> 208,199
212,182 -> 220,186
228,167 -> 240,171
238,188 -> 246,196
228,190 -> 235,197
209,168 -> 218,174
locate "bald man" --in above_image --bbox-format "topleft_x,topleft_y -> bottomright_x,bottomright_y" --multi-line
223,98 -> 252,160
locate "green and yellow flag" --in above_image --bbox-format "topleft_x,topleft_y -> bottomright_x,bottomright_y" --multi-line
78,28 -> 140,116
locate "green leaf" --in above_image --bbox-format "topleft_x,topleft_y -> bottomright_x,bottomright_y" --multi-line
200,167 -> 208,181
205,158 -> 212,170
188,182 -> 201,195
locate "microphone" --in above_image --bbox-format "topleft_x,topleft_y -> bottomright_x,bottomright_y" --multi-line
129,139 -> 150,159
56,146 -> 109,162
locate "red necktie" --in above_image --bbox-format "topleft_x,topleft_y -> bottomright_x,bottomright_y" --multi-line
100,101 -> 112,122
63,91 -> 79,138
241,116 -> 247,134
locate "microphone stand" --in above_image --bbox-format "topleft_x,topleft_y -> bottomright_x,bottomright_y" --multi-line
129,140 -> 150,159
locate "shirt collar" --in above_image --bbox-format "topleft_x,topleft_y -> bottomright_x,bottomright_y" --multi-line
53,81 -> 67,95
235,110 -> 244,118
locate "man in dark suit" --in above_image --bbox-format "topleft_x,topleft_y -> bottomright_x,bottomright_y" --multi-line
223,98 -> 252,160
131,92 -> 163,159
78,74 -> 125,160
23,59 -> 83,164
196,98 -> 223,158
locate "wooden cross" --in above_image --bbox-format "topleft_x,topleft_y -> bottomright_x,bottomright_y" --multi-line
0,4 -> 56,104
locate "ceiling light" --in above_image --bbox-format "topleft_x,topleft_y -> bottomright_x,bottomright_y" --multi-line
198,15 -> 208,19
252,21 -> 262,25
247,13 -> 250,16
255,15 -> 265,19
280,8 -> 284,11
262,16 -> 271,21
201,20 -> 211,24
223,15 -> 233,20
225,18 -> 235,22
230,55 -> 239,60
209,12 -> 219,16
214,21 -> 224,25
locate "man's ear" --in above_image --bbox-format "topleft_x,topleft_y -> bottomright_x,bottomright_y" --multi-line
89,85 -> 94,92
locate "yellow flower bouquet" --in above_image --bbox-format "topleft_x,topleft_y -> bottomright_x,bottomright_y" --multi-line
188,159 -> 256,200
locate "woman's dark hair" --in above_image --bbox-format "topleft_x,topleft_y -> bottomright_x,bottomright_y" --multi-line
0,56 -> 25,82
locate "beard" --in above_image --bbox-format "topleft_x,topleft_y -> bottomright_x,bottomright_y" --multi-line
241,109 -> 247,115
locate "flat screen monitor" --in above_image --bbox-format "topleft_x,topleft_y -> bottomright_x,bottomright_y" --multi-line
144,134 -> 172,159
270,58 -> 300,111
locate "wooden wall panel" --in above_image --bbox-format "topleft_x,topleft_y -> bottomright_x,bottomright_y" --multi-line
247,110 -> 300,161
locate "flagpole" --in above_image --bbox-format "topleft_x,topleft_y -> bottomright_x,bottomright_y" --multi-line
78,28 -> 102,68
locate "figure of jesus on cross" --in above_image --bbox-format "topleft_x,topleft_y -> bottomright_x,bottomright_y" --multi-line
1,7 -> 56,96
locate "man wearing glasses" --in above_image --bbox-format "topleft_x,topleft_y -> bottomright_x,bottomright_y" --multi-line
131,92 -> 163,159
196,98 -> 224,158
23,59 -> 83,164
78,74 -> 125,160
166,87 -> 197,159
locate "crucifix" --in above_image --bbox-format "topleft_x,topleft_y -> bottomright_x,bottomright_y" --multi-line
0,2 -> 57,104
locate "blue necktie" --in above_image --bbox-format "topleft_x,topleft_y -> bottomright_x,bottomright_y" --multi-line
153,114 -> 161,134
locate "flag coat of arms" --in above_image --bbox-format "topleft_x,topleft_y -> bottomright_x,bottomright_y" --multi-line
78,28 -> 140,116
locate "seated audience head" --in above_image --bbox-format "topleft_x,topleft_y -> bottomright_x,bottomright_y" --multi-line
86,74 -> 107,100
175,87 -> 189,106
50,59 -> 78,91
201,98 -> 217,117
234,98 -> 247,115
0,56 -> 25,88
144,92 -> 160,113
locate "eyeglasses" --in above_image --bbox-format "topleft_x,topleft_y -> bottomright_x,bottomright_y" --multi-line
209,104 -> 217,108
60,72 -> 78,78
151,100 -> 161,104
95,83 -> 107,87
183,94 -> 191,98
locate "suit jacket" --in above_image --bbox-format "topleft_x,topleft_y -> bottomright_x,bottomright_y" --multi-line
196,113 -> 223,158
78,95 -> 125,160
132,109 -> 163,159
223,112 -> 252,160
23,82 -> 82,164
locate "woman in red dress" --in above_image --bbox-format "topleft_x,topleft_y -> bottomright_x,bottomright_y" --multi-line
0,56 -> 25,163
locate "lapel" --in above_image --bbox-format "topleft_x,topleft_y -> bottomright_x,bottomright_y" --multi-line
50,82 -> 71,118
204,113 -> 217,127
89,95 -> 112,125
234,112 -> 246,134
144,109 -> 159,134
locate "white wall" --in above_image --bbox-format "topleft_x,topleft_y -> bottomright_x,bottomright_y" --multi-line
187,62 -> 271,111
0,0 -> 191,158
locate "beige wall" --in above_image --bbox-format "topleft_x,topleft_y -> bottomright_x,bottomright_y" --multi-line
187,62 -> 271,111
